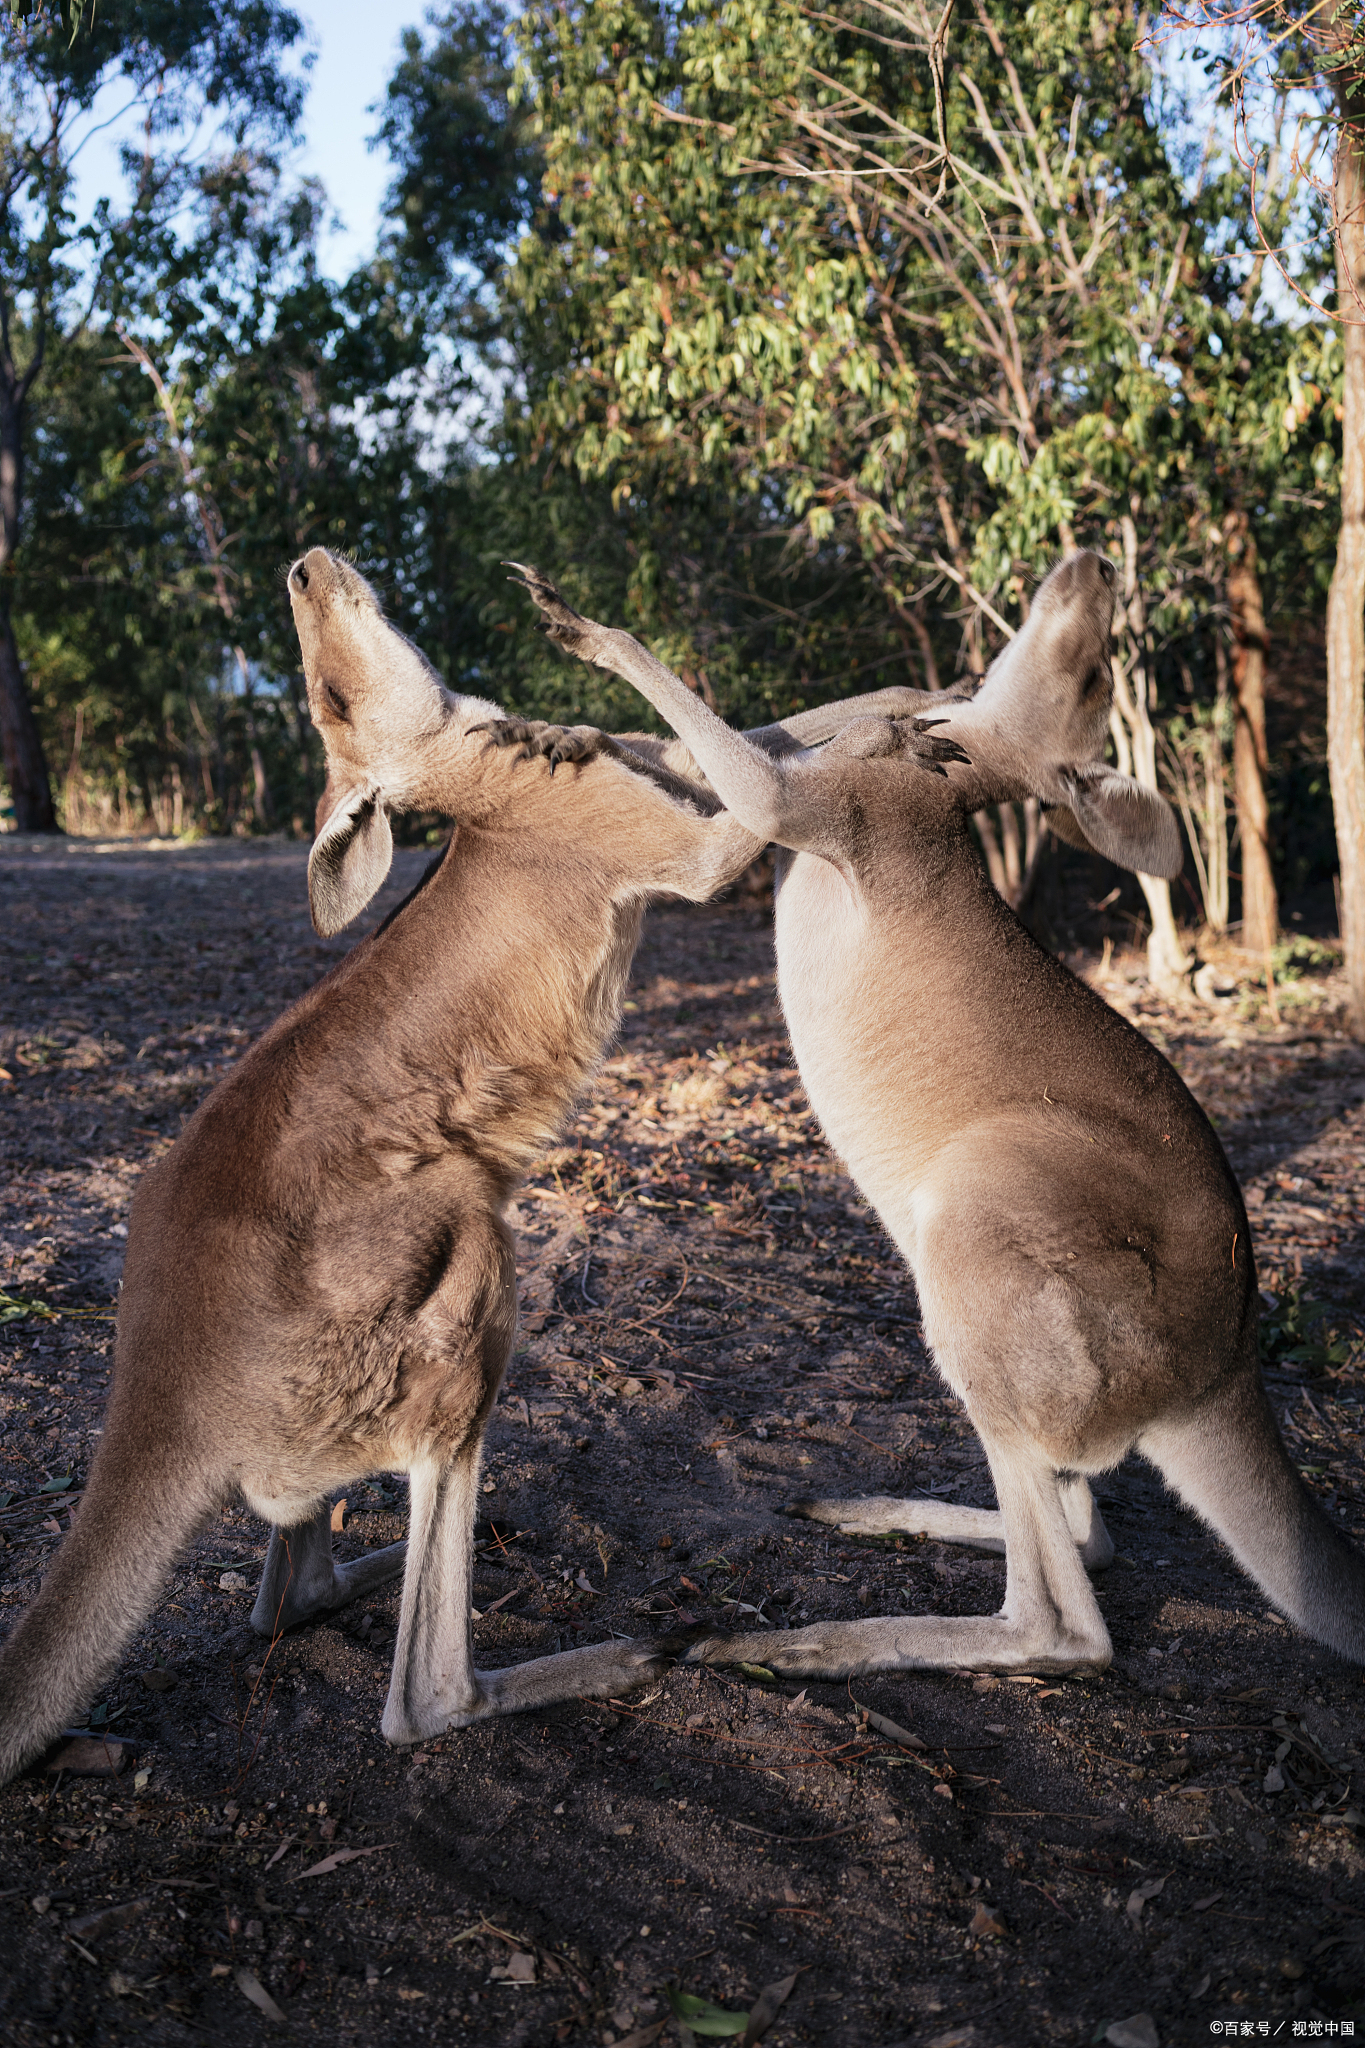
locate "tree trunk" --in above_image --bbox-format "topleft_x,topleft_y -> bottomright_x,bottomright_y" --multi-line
0,597 -> 55,831
1112,516 -> 1191,995
1327,114 -> 1365,1039
1225,514 -> 1279,956
0,387 -> 54,831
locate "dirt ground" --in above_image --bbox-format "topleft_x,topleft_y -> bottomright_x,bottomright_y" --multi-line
0,831 -> 1363,2048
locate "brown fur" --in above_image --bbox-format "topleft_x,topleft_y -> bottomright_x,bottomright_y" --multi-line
0,550 -> 929,1779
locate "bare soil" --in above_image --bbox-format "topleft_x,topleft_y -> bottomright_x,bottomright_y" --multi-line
1,834 -> 1363,2048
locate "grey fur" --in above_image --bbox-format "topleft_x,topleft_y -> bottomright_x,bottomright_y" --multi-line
513,552 -> 1365,1679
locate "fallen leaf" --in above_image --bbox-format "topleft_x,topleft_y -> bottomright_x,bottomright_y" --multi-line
235,1967 -> 287,2023
666,1984 -> 750,2037
480,1586 -> 523,1616
39,1474 -> 72,1493
1263,1763 -> 1285,1793
396,1986 -> 426,2000
298,1842 -> 394,1879
1105,2016 -> 1158,2048
969,1902 -> 1008,1938
741,1968 -> 802,2045
67,1899 -> 149,1942
614,2025 -> 668,2048
138,1668 -> 177,1693
45,1731 -> 133,1777
926,2029 -> 977,2048
736,1663 -> 776,1682
852,1700 -> 926,1750
42,1516 -> 61,1536
330,1499 -> 346,1533
109,1972 -> 136,1997
1191,1892 -> 1223,1913
1125,1877 -> 1165,1925
506,1952 -> 536,1982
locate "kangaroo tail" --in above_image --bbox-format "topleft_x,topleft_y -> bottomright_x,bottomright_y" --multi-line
1142,1368 -> 1365,1663
0,1426 -> 215,1785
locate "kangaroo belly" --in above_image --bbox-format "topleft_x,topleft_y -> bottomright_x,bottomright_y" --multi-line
773,855 -> 938,1242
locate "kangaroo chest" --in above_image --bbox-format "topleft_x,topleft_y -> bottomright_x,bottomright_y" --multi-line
772,853 -> 944,1207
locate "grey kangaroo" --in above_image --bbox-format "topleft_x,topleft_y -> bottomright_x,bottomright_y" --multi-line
511,552 -> 1365,1677
0,550 -> 934,1783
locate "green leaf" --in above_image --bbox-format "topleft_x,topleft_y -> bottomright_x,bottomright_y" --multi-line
735,1663 -> 776,1683
666,1985 -> 750,2036
40,1474 -> 73,1493
0,1291 -> 57,1324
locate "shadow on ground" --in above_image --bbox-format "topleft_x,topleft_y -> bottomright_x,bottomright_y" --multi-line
0,836 -> 1362,2048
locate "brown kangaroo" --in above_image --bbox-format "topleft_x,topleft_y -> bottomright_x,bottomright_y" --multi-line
0,549 -> 942,1782
511,553 -> 1365,1678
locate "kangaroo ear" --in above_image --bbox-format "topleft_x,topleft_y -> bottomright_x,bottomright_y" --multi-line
1056,766 -> 1183,880
308,779 -> 394,935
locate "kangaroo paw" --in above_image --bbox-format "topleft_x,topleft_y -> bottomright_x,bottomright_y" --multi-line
504,563 -> 602,663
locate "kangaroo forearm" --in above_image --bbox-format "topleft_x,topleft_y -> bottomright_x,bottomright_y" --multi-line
609,687 -> 948,800
746,685 -> 959,754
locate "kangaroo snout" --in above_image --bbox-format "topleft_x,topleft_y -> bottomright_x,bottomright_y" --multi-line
288,548 -> 381,612
1039,546 -> 1117,622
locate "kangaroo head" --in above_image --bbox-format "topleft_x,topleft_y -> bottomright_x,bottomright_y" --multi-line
974,550 -> 1117,757
289,549 -> 491,936
943,551 -> 1181,880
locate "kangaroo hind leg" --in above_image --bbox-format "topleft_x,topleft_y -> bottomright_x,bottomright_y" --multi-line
250,1502 -> 406,1638
687,1450 -> 1111,1679
786,1473 -> 1112,1569
380,1447 -> 670,1745
787,1493 -> 1009,1555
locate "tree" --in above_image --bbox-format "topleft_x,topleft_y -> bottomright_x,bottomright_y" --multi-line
1165,0 -> 1365,1031
1326,36 -> 1365,1036
11,146 -> 428,837
0,0 -> 307,829
505,0 -> 1289,984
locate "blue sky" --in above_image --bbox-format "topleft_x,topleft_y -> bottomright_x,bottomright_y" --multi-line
290,1 -> 434,275
68,1 -> 434,280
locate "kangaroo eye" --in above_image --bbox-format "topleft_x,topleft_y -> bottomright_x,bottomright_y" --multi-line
324,682 -> 350,721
